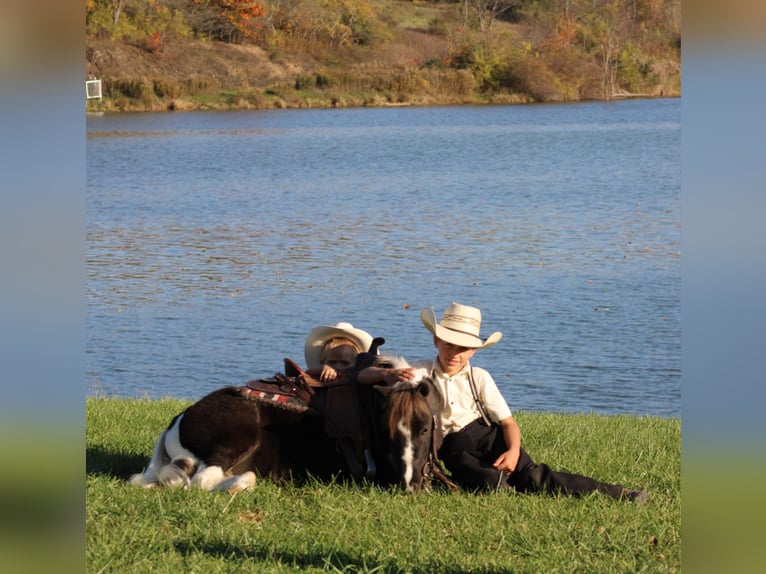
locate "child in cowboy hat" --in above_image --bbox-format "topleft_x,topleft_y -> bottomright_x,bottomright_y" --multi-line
303,322 -> 410,480
304,322 -> 374,382
306,322 -> 414,386
390,302 -> 648,501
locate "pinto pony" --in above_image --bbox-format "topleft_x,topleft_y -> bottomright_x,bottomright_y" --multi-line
130,348 -> 455,493
128,384 -> 341,492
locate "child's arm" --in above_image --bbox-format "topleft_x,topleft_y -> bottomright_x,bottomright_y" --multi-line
306,365 -> 340,382
357,366 -> 415,386
492,415 -> 522,473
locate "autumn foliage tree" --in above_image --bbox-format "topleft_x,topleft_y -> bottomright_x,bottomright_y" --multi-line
86,1 -> 266,44
86,0 -> 191,45
188,0 -> 267,43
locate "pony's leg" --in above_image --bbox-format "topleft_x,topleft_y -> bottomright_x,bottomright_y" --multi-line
158,457 -> 198,488
190,465 -> 225,491
215,472 -> 256,493
129,429 -> 170,487
154,414 -> 201,488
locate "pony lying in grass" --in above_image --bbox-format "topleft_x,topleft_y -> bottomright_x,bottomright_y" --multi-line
129,350 -> 454,493
128,383 -> 340,492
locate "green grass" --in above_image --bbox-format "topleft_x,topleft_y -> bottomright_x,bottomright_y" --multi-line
87,398 -> 680,573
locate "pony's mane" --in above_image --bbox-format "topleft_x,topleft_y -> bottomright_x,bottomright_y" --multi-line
371,355 -> 435,439
385,381 -> 432,439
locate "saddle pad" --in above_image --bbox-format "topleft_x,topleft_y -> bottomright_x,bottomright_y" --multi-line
242,382 -> 310,413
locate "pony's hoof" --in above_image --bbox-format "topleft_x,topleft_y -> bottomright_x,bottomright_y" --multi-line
128,473 -> 158,488
128,474 -> 160,488
158,464 -> 192,489
221,472 -> 257,494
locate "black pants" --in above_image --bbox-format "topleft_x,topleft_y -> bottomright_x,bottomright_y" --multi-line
438,419 -> 624,498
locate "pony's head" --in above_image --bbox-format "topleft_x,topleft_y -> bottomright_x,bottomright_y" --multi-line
375,373 -> 444,493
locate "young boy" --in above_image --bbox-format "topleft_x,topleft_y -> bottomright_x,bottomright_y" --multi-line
377,302 -> 648,501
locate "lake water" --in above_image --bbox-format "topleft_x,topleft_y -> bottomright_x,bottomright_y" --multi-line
86,99 -> 680,418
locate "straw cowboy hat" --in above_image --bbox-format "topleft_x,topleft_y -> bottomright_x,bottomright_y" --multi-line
420,303 -> 502,349
304,322 -> 374,369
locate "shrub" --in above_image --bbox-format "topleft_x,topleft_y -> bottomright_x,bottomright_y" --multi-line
618,41 -> 659,93
505,53 -> 566,102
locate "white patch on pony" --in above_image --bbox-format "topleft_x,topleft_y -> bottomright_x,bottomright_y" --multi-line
191,465 -> 225,490
217,471 -> 257,493
397,419 -> 415,492
130,414 -> 205,489
162,414 -> 198,462
158,459 -> 195,488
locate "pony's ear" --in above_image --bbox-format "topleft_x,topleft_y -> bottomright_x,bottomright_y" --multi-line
416,381 -> 431,397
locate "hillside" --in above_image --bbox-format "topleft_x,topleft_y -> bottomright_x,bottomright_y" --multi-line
85,1 -> 681,112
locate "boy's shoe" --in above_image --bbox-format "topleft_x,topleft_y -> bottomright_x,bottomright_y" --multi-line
622,488 -> 649,503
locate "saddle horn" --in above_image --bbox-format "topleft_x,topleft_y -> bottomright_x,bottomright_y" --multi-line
353,336 -> 385,371
368,337 -> 385,355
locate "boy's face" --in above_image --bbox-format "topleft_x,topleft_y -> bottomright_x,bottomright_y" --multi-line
434,336 -> 477,376
322,344 -> 357,372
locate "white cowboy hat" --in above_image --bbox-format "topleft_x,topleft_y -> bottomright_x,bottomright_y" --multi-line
420,303 -> 502,349
304,322 -> 374,369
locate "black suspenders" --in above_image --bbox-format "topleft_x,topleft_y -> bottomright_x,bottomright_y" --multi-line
467,366 -> 492,426
431,363 -> 492,426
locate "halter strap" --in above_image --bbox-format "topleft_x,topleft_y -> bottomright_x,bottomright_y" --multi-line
423,414 -> 458,492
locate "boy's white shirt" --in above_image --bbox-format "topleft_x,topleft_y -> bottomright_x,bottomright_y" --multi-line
410,359 -> 512,435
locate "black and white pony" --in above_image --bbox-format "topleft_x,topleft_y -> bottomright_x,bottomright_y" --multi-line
129,355 -> 453,493
128,384 -> 340,492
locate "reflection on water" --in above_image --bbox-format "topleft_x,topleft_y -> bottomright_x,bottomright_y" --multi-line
87,99 -> 680,417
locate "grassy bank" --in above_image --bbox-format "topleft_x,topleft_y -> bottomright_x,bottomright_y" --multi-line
86,397 -> 680,572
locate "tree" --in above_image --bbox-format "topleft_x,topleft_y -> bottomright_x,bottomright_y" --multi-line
581,0 -> 627,99
112,0 -> 127,30
189,0 -> 266,43
86,0 -> 133,38
464,0 -> 521,31
87,0 -> 192,42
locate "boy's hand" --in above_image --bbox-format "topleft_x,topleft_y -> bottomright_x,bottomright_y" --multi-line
494,417 -> 522,473
493,448 -> 521,474
357,366 -> 415,385
380,367 -> 415,385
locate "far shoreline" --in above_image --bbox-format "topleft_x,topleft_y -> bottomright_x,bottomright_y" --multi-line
86,92 -> 680,115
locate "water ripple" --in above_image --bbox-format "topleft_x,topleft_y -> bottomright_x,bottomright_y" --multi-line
87,100 -> 680,417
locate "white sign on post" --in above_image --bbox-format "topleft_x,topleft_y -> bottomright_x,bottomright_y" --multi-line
86,79 -> 102,100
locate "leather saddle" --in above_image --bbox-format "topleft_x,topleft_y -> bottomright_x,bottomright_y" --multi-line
242,353 -> 379,481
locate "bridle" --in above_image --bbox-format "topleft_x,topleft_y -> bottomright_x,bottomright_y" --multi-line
421,414 -> 458,492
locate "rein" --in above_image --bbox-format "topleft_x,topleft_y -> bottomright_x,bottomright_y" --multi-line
422,414 -> 458,492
